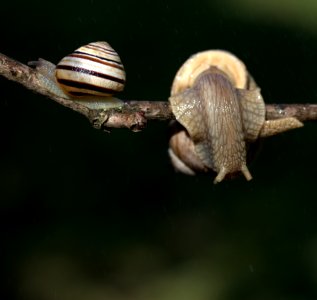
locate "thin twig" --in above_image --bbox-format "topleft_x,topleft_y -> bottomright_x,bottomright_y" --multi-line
265,103 -> 317,122
1,52 -> 316,131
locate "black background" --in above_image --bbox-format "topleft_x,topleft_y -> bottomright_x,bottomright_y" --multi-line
1,0 -> 317,299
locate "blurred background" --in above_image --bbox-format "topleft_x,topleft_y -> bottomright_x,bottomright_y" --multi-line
1,0 -> 317,299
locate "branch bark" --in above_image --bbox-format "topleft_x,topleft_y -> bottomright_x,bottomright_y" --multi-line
1,52 -> 316,132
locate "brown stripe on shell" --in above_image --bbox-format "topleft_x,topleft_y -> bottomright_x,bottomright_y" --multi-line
88,42 -> 117,53
57,78 -> 120,94
73,51 -> 123,66
85,44 -> 119,57
56,65 -> 125,84
69,53 -> 124,70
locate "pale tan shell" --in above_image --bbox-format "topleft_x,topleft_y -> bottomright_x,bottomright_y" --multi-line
171,50 -> 249,96
168,123 -> 207,175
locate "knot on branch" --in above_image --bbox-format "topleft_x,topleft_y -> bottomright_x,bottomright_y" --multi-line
89,109 -> 147,132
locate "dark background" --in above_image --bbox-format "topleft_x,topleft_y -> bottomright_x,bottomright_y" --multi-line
1,0 -> 317,299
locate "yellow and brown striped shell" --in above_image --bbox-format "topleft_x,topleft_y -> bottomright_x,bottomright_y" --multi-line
55,41 -> 126,97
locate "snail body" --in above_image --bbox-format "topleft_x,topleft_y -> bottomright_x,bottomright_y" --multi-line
29,41 -> 125,110
169,50 -> 303,183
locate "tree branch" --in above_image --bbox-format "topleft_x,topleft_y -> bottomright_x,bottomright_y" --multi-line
1,52 -> 316,132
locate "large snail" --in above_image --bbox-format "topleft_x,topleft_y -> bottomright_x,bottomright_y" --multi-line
168,50 -> 303,183
29,41 -> 125,110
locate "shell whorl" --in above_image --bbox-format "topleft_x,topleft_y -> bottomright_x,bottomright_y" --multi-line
55,41 -> 126,97
171,50 -> 248,96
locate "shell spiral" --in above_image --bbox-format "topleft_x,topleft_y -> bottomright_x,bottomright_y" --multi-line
55,41 -> 126,97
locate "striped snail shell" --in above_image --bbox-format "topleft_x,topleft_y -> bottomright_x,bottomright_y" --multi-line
29,41 -> 126,110
56,41 -> 125,97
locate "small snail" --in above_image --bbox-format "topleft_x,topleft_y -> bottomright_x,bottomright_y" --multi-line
29,41 -> 125,109
168,50 -> 303,183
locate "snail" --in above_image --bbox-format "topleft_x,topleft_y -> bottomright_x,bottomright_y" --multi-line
29,41 -> 125,110
168,50 -> 303,183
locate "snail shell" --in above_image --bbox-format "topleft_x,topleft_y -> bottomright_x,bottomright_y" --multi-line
29,41 -> 126,109
168,50 -> 303,183
172,50 -> 252,94
56,41 -> 125,97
